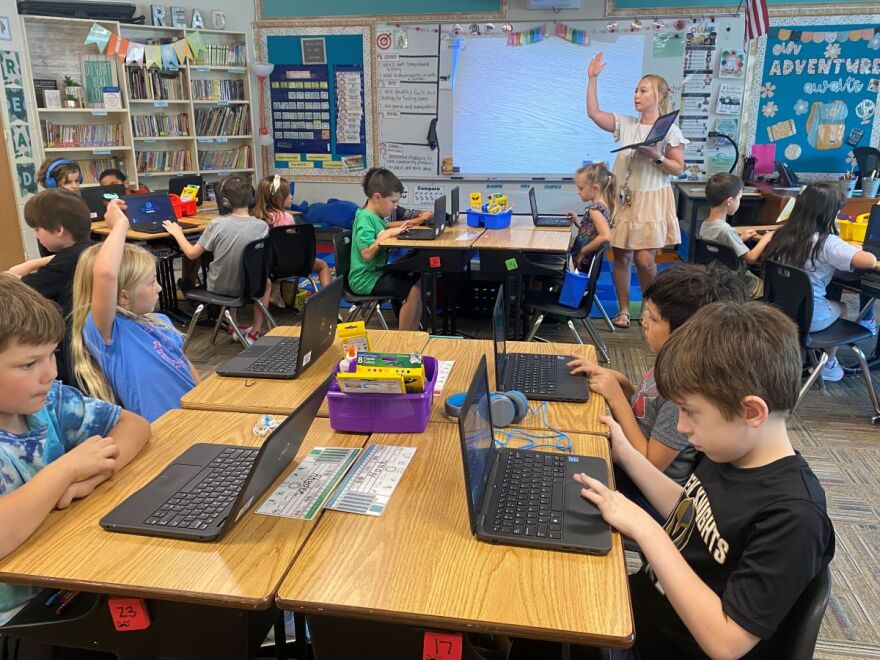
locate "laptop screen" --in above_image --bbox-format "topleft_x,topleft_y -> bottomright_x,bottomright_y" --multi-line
126,193 -> 176,225
450,186 -> 459,221
644,110 -> 680,144
169,174 -> 205,205
433,194 -> 446,231
457,355 -> 496,532
529,187 -> 539,220
81,185 -> 125,219
865,205 -> 880,249
492,286 -> 507,390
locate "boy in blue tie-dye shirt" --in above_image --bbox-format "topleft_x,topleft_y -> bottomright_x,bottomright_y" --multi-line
0,274 -> 150,625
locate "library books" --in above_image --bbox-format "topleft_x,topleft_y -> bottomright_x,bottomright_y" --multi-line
191,79 -> 244,101
131,113 -> 190,137
194,105 -> 250,136
127,67 -> 186,101
198,145 -> 251,170
193,42 -> 246,67
136,149 -> 193,172
42,122 -> 122,147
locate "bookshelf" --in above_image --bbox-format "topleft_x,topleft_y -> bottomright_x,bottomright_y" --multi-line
19,17 -> 256,192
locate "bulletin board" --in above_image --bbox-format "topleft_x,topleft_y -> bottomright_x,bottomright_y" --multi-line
258,25 -> 374,179
744,14 -> 880,181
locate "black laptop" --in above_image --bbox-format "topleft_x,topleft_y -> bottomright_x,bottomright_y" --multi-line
457,356 -> 611,554
215,278 -> 343,379
610,109 -> 680,153
529,187 -> 570,228
859,206 -> 880,292
402,194 -> 446,240
81,184 -> 126,220
493,286 -> 588,402
169,174 -> 205,206
100,376 -> 332,541
125,192 -> 196,233
448,186 -> 460,225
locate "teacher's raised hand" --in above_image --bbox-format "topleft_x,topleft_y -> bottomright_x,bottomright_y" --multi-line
587,52 -> 606,79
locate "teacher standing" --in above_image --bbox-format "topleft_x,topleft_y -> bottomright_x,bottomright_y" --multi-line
586,52 -> 686,329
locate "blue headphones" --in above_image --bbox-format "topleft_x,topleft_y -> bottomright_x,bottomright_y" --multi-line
445,390 -> 529,428
44,159 -> 83,188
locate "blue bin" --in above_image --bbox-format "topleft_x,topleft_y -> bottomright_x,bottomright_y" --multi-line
558,270 -> 589,308
466,205 -> 512,229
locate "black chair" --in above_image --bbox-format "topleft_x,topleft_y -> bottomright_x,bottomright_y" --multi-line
182,237 -> 276,352
764,260 -> 880,422
694,238 -> 740,271
332,231 -> 399,331
767,565 -> 831,659
266,223 -> 321,293
521,246 -> 610,363
853,146 -> 880,190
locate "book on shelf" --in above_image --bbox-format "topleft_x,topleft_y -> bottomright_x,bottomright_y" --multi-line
72,158 -> 123,184
198,145 -> 252,170
193,42 -> 246,67
194,105 -> 250,136
136,149 -> 193,173
42,121 -> 122,147
131,112 -> 190,138
191,79 -> 244,101
127,67 -> 186,101
103,86 -> 123,110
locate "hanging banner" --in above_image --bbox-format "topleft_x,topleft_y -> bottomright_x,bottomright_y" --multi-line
83,22 -> 206,70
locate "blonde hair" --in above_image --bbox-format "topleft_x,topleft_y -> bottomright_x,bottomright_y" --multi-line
253,174 -> 290,225
576,162 -> 618,225
70,243 -> 166,402
639,74 -> 672,115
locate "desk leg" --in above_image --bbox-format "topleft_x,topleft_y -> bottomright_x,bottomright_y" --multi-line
687,201 -> 700,263
154,252 -> 191,325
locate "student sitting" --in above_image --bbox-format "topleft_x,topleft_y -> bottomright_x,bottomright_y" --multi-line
163,175 -> 272,343
567,162 -> 614,272
0,274 -> 150,624
699,173 -> 774,298
36,158 -> 81,193
98,168 -> 149,195
576,301 -> 834,658
568,264 -> 748,491
349,168 -> 422,331
762,181 -> 878,382
71,199 -> 198,422
6,190 -> 93,385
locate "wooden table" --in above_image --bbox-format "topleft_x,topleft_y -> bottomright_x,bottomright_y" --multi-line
474,227 -> 570,252
0,410 -> 367,658
378,221 -> 485,249
276,423 -> 632,649
508,214 -> 572,231
90,211 -> 217,241
423,337 -> 608,436
181,328 -> 428,416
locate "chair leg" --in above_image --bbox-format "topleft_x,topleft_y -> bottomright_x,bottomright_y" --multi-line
594,297 -> 615,333
209,306 -> 228,345
362,301 -> 377,325
525,313 -> 545,342
375,304 -> 390,331
849,343 -> 880,419
254,298 -> 278,330
794,351 -> 829,414
582,318 -> 611,364
182,303 -> 205,354
225,309 -> 249,349
345,304 -> 360,322
566,319 -> 585,344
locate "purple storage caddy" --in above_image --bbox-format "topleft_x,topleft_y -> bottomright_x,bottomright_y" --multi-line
326,355 -> 438,433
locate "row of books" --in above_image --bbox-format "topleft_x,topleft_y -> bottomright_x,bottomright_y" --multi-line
191,79 -> 244,101
131,113 -> 190,138
127,69 -> 187,101
42,122 -> 122,147
194,106 -> 250,136
78,158 -> 124,184
136,149 -> 193,173
198,145 -> 252,170
193,42 -> 246,67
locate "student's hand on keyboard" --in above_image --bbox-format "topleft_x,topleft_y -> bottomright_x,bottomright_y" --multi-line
566,355 -> 598,376
586,368 -> 623,402
566,211 -> 580,226
381,221 -> 412,239
574,471 -> 653,539
162,219 -> 185,238
740,229 -> 757,241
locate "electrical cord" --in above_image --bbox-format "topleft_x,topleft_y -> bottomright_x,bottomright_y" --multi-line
493,401 -> 573,454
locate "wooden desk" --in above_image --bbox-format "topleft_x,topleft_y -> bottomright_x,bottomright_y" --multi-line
181,328 -> 428,415
378,222 -> 484,249
474,228 -> 570,252
423,337 -> 608,436
276,423 -> 632,648
0,410 -> 366,607
91,213 -> 216,241
508,215 -> 571,231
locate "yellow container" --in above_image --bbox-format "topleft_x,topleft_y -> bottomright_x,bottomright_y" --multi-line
838,221 -> 852,240
851,222 -> 867,243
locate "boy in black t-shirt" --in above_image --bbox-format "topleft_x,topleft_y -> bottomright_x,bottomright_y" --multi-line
576,301 -> 834,659
6,189 -> 93,385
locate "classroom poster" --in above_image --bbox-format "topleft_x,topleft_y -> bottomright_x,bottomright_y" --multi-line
750,19 -> 880,177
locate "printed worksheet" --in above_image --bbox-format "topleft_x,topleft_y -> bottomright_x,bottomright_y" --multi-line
325,445 -> 416,516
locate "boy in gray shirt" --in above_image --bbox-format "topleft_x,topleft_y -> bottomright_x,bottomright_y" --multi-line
163,176 -> 270,343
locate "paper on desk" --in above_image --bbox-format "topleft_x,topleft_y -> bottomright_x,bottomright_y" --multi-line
433,360 -> 454,396
325,445 -> 416,516
256,447 -> 360,520
456,232 -> 481,241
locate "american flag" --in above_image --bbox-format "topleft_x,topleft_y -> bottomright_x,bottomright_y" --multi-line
745,0 -> 769,43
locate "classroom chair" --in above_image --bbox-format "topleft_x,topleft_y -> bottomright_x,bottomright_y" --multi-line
521,247 -> 610,363
770,565 -> 832,659
266,223 -> 322,299
182,238 -> 277,352
333,230 -> 396,331
764,260 -> 880,423
694,239 -> 740,271
853,146 -> 880,191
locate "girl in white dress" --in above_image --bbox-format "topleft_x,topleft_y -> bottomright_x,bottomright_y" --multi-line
586,53 -> 687,328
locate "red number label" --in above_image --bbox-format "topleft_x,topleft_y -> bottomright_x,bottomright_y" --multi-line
423,631 -> 462,660
108,598 -> 151,631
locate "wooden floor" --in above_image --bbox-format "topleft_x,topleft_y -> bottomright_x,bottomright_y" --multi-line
182,294 -> 880,659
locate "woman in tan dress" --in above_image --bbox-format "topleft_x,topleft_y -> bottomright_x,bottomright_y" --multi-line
586,52 -> 686,328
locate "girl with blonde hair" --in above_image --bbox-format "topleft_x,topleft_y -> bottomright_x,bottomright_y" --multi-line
567,162 -> 615,272
71,199 -> 197,422
586,54 -> 687,328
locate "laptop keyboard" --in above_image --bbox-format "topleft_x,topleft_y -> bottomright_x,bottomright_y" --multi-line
508,353 -> 558,394
536,216 -> 569,227
404,227 -> 436,239
242,337 -> 300,374
491,450 -> 566,539
143,447 -> 259,530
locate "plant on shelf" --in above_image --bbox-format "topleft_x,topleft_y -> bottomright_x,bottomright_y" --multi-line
63,76 -> 83,108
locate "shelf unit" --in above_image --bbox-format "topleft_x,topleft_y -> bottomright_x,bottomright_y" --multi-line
20,16 -> 256,192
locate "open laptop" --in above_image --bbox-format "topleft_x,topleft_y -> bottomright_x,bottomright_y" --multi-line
215,277 -> 343,379
125,192 -> 196,233
402,194 -> 446,240
529,187 -> 569,227
860,206 -> 880,292
81,184 -> 125,220
457,355 -> 611,554
610,109 -> 680,153
448,186 -> 460,225
493,286 -> 589,402
100,376 -> 332,541
169,174 -> 205,206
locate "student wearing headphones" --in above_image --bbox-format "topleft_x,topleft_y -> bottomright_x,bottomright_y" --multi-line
163,175 -> 271,344
37,158 -> 83,192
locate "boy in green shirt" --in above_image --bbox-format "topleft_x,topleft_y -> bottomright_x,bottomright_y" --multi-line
349,168 -> 422,330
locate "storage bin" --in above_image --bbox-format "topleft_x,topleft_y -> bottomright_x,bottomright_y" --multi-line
466,206 -> 512,229
838,220 -> 853,241
169,193 -> 198,218
558,270 -> 589,308
851,221 -> 867,243
327,356 -> 438,433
